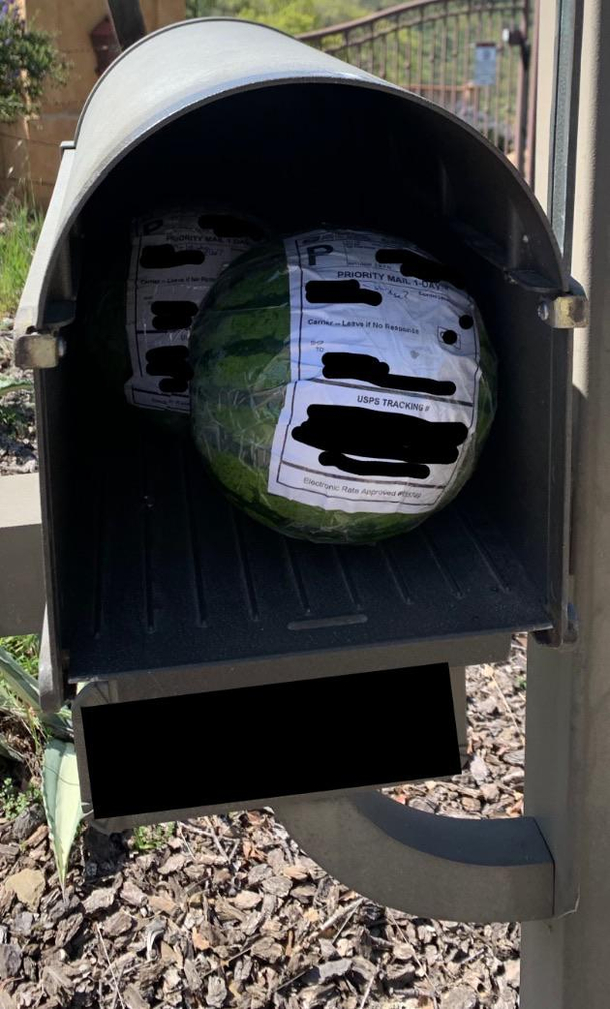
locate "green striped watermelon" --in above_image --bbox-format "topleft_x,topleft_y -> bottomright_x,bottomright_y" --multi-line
189,232 -> 497,544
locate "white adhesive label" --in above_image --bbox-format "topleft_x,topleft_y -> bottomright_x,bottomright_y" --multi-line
268,230 -> 482,514
125,211 -> 253,412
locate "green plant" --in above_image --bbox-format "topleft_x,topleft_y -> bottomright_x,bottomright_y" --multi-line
0,775 -> 40,819
0,195 -> 44,316
0,377 -> 34,444
132,822 -> 176,852
0,376 -> 32,397
0,644 -> 82,888
0,0 -> 67,123
0,400 -> 34,449
186,0 -> 380,35
0,635 -> 39,678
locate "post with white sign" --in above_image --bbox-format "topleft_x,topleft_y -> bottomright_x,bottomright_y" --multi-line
474,42 -> 498,86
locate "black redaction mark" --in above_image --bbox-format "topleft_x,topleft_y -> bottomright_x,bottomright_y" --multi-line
375,248 -> 465,288
306,280 -> 382,308
140,245 -> 205,269
322,352 -> 456,396
197,215 -> 263,240
146,345 -> 193,394
292,404 -> 467,479
151,300 -> 198,332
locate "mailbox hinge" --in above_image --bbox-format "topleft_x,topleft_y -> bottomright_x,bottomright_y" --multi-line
537,284 -> 589,328
13,330 -> 66,370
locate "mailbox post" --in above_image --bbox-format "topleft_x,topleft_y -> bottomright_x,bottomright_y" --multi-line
519,0 -> 610,1002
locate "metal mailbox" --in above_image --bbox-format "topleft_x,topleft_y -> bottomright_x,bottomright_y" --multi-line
15,18 -> 577,830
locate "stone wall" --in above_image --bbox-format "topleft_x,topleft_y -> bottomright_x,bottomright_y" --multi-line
0,0 -> 185,206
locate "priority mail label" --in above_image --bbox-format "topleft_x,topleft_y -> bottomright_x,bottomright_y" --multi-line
268,230 -> 482,514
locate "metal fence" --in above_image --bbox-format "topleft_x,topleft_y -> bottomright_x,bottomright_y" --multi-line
299,0 -> 533,175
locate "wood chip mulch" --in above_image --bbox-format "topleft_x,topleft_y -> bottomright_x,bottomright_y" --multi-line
0,645 -> 525,1009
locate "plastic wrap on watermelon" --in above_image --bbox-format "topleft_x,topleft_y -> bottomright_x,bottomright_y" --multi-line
190,227 -> 497,544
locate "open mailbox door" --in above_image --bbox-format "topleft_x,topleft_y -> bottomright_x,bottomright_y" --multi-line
14,18 -> 577,829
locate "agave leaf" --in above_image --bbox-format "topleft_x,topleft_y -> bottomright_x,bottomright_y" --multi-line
0,647 -> 73,741
42,739 -> 82,888
0,374 -> 32,397
0,645 -> 41,710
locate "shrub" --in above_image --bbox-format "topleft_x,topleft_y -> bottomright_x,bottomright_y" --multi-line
0,0 -> 67,123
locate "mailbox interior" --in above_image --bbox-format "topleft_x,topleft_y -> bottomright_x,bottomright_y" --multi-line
37,82 -> 570,698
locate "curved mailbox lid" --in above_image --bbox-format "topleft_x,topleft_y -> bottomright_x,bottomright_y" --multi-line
21,17 -> 567,332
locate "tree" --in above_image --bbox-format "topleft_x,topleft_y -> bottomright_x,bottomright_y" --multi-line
0,0 -> 67,123
186,0 -> 379,35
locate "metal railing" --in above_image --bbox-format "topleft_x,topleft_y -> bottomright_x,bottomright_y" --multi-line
299,0 -> 532,175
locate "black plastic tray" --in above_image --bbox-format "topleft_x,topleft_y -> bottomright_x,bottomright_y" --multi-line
63,419 -> 550,684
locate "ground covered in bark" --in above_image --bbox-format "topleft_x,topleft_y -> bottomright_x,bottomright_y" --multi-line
0,648 -> 525,1009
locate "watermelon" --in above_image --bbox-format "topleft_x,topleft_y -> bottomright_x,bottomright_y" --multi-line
190,229 -> 497,544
